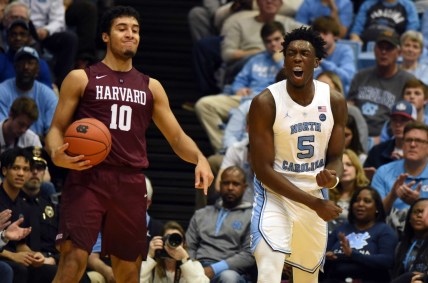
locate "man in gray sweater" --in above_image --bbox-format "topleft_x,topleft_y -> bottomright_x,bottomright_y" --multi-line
186,165 -> 255,282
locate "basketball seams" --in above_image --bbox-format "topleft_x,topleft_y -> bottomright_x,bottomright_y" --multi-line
79,119 -> 112,146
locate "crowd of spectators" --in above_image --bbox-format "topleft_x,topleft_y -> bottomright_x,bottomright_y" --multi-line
1,0 -> 428,282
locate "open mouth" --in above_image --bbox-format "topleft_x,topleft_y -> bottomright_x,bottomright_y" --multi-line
292,67 -> 303,78
293,71 -> 303,77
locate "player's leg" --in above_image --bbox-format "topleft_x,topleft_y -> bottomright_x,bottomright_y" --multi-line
293,266 -> 320,283
254,238 -> 285,283
52,240 -> 89,283
111,255 -> 142,283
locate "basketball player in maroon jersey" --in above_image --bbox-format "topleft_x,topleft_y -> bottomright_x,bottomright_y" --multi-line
45,6 -> 213,283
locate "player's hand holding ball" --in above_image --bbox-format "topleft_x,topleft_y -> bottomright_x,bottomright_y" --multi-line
52,118 -> 112,171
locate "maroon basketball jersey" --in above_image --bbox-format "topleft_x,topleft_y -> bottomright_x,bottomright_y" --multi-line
75,62 -> 154,168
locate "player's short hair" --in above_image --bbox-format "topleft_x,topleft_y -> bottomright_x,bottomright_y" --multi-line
9,96 -> 39,121
0,147 -> 33,177
282,26 -> 327,60
99,5 -> 141,35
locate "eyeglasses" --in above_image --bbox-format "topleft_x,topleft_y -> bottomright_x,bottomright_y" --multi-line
403,138 -> 428,145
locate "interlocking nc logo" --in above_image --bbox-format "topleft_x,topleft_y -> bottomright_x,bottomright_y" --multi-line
76,125 -> 88,133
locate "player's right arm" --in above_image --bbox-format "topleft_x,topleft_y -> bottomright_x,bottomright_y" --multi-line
45,70 -> 92,170
249,89 -> 342,221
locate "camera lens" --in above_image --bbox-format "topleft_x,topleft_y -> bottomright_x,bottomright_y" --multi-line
166,233 -> 183,248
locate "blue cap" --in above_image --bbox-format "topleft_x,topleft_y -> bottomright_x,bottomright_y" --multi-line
14,46 -> 39,62
391,100 -> 417,120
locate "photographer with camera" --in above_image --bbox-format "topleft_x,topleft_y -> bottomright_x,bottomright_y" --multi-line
140,221 -> 209,283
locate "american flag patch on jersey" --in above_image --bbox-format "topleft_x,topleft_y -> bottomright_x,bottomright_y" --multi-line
318,106 -> 327,112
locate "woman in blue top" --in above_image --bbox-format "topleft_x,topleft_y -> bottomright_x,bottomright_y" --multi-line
321,187 -> 398,283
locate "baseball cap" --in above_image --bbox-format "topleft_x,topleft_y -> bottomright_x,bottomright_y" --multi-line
14,46 -> 39,62
391,100 -> 417,120
7,19 -> 29,32
376,30 -> 400,47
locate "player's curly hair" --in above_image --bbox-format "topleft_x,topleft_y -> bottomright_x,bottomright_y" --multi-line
100,6 -> 141,35
282,26 -> 327,60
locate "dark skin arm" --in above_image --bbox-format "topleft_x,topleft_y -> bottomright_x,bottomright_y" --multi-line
249,89 -> 346,221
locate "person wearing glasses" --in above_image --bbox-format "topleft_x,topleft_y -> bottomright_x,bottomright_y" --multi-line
371,122 -> 428,235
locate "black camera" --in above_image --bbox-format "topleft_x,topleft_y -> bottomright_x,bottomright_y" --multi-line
154,233 -> 183,259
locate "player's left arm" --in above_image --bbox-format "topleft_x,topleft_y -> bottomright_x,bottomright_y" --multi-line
317,89 -> 347,188
149,78 -> 214,192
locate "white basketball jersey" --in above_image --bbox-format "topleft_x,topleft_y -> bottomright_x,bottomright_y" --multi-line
268,80 -> 334,192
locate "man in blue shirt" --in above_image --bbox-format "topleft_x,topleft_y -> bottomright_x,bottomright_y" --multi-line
371,122 -> 428,233
0,46 -> 58,139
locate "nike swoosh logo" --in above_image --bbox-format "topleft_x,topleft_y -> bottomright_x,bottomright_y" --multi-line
96,75 -> 107,79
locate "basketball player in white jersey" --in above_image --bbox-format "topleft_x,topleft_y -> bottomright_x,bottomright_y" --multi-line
248,26 -> 347,283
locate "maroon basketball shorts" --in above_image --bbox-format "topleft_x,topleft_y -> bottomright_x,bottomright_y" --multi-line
57,165 -> 147,261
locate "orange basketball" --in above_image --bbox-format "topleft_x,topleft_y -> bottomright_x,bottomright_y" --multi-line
64,118 -> 112,166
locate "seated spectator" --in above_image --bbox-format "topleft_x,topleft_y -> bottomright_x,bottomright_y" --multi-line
312,16 -> 356,95
140,221 -> 209,283
0,17 -> 53,87
295,0 -> 354,38
321,187 -> 398,283
371,122 -> 428,233
347,30 -> 416,147
379,78 -> 428,143
0,96 -> 41,154
328,149 -> 370,233
316,71 -> 369,153
186,166 -> 255,282
391,198 -> 428,282
195,21 -> 285,153
0,46 -> 58,139
20,0 -> 78,87
400,30 -> 428,86
349,0 -> 419,47
0,148 -> 55,283
364,100 -> 417,170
